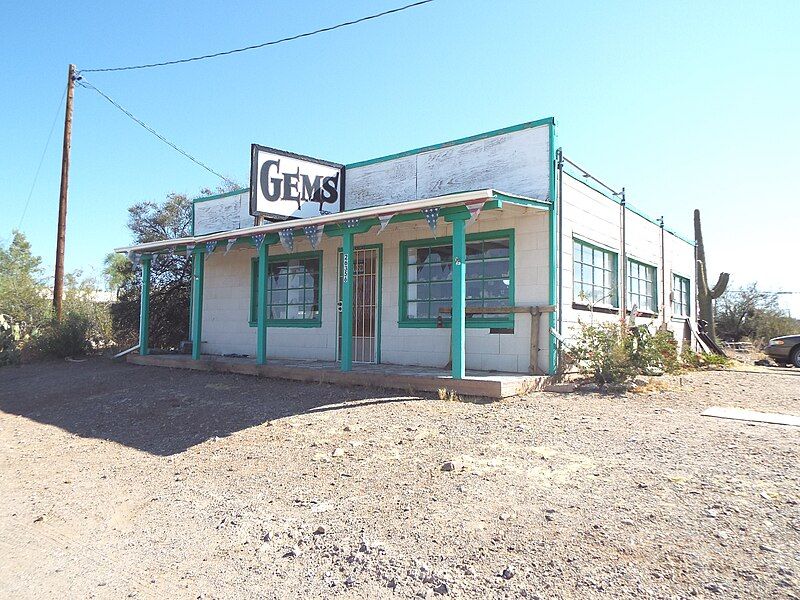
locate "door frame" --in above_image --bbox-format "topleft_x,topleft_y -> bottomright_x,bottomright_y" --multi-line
336,243 -> 382,364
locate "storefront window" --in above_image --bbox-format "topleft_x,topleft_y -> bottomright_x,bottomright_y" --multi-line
401,231 -> 513,327
627,259 -> 657,313
572,239 -> 618,307
250,252 -> 322,326
672,274 -> 690,316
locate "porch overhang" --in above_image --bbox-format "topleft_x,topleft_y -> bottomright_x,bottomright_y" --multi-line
114,189 -> 550,255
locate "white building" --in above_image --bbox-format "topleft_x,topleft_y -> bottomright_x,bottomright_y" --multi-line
117,117 -> 695,392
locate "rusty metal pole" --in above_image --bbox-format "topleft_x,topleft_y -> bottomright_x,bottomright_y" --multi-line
53,64 -> 76,321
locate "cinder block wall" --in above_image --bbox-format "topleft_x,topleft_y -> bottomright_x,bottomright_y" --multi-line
559,172 -> 695,348
201,208 -> 551,373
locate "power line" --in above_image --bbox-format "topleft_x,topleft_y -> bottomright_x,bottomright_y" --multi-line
80,0 -> 436,74
18,84 -> 68,228
78,77 -> 235,185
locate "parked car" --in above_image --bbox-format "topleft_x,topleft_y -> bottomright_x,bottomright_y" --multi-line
764,334 -> 800,367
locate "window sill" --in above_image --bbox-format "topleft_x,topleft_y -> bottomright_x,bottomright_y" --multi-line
398,319 -> 515,329
249,320 -> 322,328
572,302 -> 619,315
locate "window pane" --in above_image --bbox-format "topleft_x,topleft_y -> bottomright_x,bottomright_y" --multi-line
406,282 -> 429,301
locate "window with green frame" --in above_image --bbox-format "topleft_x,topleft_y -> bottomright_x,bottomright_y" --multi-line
249,251 -> 322,327
672,274 -> 690,316
399,230 -> 514,328
572,239 -> 618,307
627,259 -> 657,313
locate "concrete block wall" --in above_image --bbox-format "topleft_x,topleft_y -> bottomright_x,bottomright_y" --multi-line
200,206 -> 551,373
559,172 -> 695,348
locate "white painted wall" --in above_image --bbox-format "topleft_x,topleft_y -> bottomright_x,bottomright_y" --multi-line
559,172 -> 695,348
346,124 -> 552,209
200,207 -> 551,373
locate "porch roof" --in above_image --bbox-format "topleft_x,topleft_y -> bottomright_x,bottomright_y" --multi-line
114,189 -> 550,255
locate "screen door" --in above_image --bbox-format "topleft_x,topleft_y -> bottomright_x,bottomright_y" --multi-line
337,247 -> 380,364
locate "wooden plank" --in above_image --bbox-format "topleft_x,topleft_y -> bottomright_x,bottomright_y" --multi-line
701,406 -> 800,427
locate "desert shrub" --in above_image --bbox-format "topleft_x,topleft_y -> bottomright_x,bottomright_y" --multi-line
567,322 -> 638,386
680,346 -> 731,369
31,312 -> 94,358
630,327 -> 680,374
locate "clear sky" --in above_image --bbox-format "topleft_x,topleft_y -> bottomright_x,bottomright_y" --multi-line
2,0 -> 798,315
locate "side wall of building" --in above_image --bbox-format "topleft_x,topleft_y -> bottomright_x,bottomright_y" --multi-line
201,208 -> 551,373
559,171 -> 695,347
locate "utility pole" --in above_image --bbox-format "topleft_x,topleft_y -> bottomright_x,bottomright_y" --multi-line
53,64 -> 76,320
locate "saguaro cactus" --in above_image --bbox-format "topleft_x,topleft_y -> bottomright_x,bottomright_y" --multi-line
694,209 -> 729,342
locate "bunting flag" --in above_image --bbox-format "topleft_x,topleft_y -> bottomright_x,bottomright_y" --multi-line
185,243 -> 196,258
224,238 -> 236,255
376,213 -> 393,235
465,204 -> 482,229
205,240 -> 218,257
304,224 -> 323,250
252,233 -> 266,250
344,217 -> 360,229
278,229 -> 294,253
423,207 -> 439,235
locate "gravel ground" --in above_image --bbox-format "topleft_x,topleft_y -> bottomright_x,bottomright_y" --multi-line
0,358 -> 798,599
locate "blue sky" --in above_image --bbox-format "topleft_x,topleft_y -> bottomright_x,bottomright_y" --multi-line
2,0 -> 798,314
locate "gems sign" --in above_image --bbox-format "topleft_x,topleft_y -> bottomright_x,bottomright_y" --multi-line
250,145 -> 345,219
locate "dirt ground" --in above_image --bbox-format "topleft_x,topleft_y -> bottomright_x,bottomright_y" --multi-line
0,359 -> 798,599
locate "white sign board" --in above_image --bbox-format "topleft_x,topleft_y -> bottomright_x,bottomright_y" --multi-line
193,191 -> 252,235
250,145 -> 344,219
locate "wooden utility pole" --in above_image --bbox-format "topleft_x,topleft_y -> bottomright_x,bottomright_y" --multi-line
53,64 -> 76,320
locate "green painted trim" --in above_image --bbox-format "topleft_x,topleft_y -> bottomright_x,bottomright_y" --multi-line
346,117 -> 555,169
192,188 -> 249,204
397,228 -> 515,330
139,256 -> 151,356
561,167 -> 695,246
547,120 -> 558,375
451,217 -> 467,379
256,242 -> 269,364
672,273 -> 691,317
492,192 -> 550,210
626,257 -> 659,313
190,249 -> 205,359
340,232 -> 354,371
249,250 -> 323,328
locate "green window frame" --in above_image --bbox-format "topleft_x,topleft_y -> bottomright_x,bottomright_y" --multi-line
627,258 -> 658,313
672,274 -> 691,317
249,251 -> 323,328
398,229 -> 514,329
572,238 -> 618,307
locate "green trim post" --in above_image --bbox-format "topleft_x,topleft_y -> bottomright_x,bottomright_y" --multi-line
340,231 -> 354,371
139,256 -> 151,356
256,241 -> 269,364
191,248 -> 205,360
547,120 -> 558,375
450,216 -> 467,379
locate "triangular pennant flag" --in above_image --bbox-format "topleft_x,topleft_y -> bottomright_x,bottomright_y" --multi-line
185,243 -> 196,258
344,217 -> 360,229
376,213 -> 393,235
423,207 -> 439,235
304,224 -> 322,250
224,238 -> 236,255
252,233 -> 266,250
205,240 -> 218,257
278,229 -> 294,253
465,204 -> 482,229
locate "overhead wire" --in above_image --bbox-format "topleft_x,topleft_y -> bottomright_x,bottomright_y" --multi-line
80,0 -> 436,73
78,77 -> 235,185
18,84 -> 68,228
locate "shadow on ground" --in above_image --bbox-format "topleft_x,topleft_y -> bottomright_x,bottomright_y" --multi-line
0,357 -> 425,456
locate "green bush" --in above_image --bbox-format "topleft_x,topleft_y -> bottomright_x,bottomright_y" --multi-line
567,322 -> 638,387
630,327 -> 680,374
32,312 -> 94,358
0,314 -> 23,366
680,346 -> 731,369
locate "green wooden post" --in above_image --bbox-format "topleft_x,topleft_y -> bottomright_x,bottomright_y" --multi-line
191,248 -> 205,360
256,241 -> 269,365
139,255 -> 151,356
340,231 -> 354,372
451,217 -> 467,379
